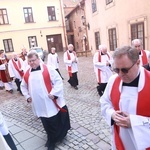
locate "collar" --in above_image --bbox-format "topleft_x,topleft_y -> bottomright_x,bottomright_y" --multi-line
31,66 -> 41,72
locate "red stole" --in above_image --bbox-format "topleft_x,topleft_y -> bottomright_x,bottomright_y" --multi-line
67,51 -> 76,77
110,70 -> 150,150
141,50 -> 148,65
12,59 -> 24,77
97,52 -> 110,83
24,64 -> 66,112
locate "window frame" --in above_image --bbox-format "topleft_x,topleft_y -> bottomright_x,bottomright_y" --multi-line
47,6 -> 56,21
28,36 -> 38,48
106,0 -> 113,5
108,28 -> 117,51
131,22 -> 145,49
94,31 -> 100,50
91,0 -> 97,13
3,39 -> 14,53
23,7 -> 34,23
0,8 -> 9,25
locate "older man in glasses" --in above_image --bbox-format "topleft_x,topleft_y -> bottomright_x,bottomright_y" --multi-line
132,39 -> 150,66
100,46 -> 150,150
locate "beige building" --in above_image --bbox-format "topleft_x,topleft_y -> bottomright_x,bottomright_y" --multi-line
0,0 -> 67,56
84,0 -> 150,54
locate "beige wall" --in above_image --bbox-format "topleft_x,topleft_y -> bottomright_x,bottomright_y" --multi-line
85,0 -> 150,54
0,0 -> 66,55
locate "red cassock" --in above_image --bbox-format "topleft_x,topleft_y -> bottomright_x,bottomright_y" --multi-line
0,58 -> 12,83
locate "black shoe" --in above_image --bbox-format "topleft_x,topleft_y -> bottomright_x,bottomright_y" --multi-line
74,86 -> 78,90
48,143 -> 55,150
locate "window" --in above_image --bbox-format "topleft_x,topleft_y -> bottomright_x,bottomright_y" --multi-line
23,7 -> 34,23
47,6 -> 56,21
95,31 -> 100,50
91,0 -> 97,13
108,28 -> 117,51
3,39 -> 14,53
131,22 -> 145,49
28,36 -> 37,48
0,9 -> 9,25
106,0 -> 113,5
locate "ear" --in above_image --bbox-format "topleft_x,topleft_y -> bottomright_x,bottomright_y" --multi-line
137,59 -> 140,65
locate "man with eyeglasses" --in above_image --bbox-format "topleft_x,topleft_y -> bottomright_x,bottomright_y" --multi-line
132,39 -> 150,66
21,50 -> 70,150
100,46 -> 150,150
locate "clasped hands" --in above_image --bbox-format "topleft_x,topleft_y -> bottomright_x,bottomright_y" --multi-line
112,111 -> 131,128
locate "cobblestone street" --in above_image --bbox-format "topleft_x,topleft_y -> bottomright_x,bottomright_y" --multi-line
0,52 -> 111,150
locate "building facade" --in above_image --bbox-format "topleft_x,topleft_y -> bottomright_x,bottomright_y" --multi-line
85,0 -> 150,54
65,0 -> 89,52
0,0 -> 67,56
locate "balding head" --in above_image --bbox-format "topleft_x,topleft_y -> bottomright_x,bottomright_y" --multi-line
68,44 -> 74,51
98,45 -> 107,54
131,39 -> 143,53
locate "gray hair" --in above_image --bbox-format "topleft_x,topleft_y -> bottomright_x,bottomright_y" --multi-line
27,50 -> 39,59
51,47 -> 56,50
113,46 -> 139,64
131,39 -> 142,46
98,45 -> 107,51
68,44 -> 74,48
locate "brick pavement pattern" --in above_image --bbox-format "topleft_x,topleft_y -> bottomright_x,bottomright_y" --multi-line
0,52 -> 111,150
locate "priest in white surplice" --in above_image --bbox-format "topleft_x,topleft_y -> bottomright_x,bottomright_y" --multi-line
93,45 -> 113,96
47,47 -> 64,80
100,46 -> 150,150
21,50 -> 70,150
8,52 -> 24,94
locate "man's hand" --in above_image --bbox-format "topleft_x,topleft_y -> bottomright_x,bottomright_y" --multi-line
27,97 -> 32,103
112,111 -> 131,128
48,94 -> 54,100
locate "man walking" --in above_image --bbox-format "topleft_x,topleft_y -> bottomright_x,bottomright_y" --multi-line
21,50 -> 70,150
64,44 -> 79,90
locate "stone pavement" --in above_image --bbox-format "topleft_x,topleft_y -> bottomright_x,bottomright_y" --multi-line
0,52 -> 111,150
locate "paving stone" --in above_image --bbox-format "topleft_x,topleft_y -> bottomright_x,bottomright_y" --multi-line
0,52 -> 112,150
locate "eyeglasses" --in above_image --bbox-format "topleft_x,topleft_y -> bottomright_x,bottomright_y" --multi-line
28,58 -> 37,63
113,63 -> 136,74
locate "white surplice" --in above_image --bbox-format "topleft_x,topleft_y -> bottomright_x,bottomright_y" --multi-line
93,51 -> 113,83
8,58 -> 24,81
64,50 -> 78,73
21,64 -> 66,118
100,67 -> 150,150
139,50 -> 150,66
47,53 -> 59,69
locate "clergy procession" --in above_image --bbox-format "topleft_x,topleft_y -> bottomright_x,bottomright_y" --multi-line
0,39 -> 150,149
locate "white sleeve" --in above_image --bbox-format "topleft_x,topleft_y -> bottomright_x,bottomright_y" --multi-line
48,68 -> 63,98
100,75 -> 116,126
0,64 -> 6,70
0,132 -> 11,150
20,78 -> 31,100
93,52 -> 107,69
130,115 -> 150,149
8,60 -> 15,78
63,52 -> 72,65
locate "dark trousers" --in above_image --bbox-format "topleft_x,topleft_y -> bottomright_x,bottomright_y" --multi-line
40,106 -> 70,146
3,133 -> 17,150
56,69 -> 63,79
68,72 -> 78,87
14,78 -> 22,93
97,83 -> 107,96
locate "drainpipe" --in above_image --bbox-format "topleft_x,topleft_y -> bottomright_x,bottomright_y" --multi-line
59,0 -> 68,50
